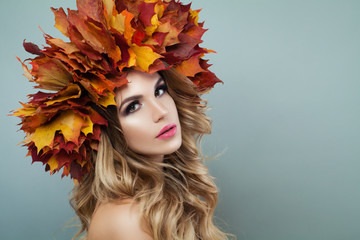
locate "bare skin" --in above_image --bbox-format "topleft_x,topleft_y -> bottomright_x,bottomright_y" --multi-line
88,200 -> 153,240
115,70 -> 182,161
88,71 -> 182,239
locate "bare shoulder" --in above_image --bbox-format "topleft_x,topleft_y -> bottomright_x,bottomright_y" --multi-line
88,200 -> 153,240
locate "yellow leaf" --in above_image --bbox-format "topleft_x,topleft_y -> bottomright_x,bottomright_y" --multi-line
47,155 -> 59,173
81,116 -> 93,136
144,3 -> 164,36
131,45 -> 162,71
29,110 -> 85,152
189,9 -> 201,26
45,84 -> 81,106
111,13 -> 125,33
155,2 -> 165,19
145,14 -> 160,36
12,103 -> 37,117
110,10 -> 135,44
61,112 -> 84,143
103,0 -> 115,22
98,91 -> 116,107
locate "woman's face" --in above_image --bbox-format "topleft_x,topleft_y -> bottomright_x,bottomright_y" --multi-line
115,70 -> 182,162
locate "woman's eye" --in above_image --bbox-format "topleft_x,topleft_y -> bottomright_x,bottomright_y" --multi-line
125,101 -> 141,114
155,84 -> 167,97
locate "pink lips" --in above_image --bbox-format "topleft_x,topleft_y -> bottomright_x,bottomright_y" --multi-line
156,124 -> 177,139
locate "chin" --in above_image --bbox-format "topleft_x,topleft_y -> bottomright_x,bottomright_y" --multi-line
168,136 -> 182,153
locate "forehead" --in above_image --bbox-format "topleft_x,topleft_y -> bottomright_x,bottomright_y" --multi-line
115,70 -> 161,102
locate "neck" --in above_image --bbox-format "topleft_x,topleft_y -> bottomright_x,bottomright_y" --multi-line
149,154 -> 164,163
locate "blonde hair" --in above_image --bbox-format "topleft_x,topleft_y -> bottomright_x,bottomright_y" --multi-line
70,68 -> 231,239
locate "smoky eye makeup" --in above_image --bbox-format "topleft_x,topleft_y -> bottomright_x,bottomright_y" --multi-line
124,100 -> 141,114
154,78 -> 168,96
119,99 -> 142,116
118,77 -> 166,115
154,78 -> 165,88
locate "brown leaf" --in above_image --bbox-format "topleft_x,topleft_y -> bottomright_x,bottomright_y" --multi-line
23,40 -> 44,56
31,57 -> 73,91
175,54 -> 205,77
51,7 -> 70,37
76,0 -> 106,25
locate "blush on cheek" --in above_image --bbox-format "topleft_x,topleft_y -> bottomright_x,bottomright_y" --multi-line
122,124 -> 147,152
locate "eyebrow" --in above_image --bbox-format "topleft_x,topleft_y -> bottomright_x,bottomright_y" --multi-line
154,76 -> 165,89
119,77 -> 164,110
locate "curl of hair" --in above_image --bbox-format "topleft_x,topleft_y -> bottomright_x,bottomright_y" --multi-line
70,68 -> 231,240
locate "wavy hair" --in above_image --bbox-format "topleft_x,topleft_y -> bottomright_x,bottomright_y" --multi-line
70,68 -> 230,239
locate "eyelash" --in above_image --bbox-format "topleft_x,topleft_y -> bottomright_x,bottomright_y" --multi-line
125,100 -> 141,114
124,83 -> 168,115
155,84 -> 168,97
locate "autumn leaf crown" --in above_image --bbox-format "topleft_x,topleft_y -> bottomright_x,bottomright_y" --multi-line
12,0 -> 221,181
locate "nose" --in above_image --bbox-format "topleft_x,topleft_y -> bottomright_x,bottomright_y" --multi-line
150,99 -> 168,123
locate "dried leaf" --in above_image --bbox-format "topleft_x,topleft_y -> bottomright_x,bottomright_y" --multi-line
77,0 -> 106,24
175,54 -> 205,77
97,91 -> 116,107
45,84 -> 81,106
31,57 -> 73,91
131,44 -> 162,71
23,40 -> 44,56
28,110 -> 87,152
51,7 -> 70,37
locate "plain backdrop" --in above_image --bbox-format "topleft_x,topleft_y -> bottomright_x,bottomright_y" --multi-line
1,0 -> 359,239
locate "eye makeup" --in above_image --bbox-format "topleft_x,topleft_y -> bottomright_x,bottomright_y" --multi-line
124,100 -> 142,115
118,77 -> 167,116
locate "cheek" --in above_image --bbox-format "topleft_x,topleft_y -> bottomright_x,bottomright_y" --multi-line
119,116 -> 151,149
163,95 -> 178,118
122,120 -> 142,139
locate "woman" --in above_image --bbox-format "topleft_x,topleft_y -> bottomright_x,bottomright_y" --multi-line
13,0 -> 231,239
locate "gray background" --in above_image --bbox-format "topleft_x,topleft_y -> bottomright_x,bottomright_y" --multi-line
1,0 -> 359,239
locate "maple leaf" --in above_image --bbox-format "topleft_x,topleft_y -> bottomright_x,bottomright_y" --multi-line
156,21 -> 181,48
131,44 -> 162,71
46,37 -> 80,55
45,84 -> 81,106
23,40 -> 44,56
175,54 -> 205,77
77,0 -> 106,25
103,0 -> 116,24
190,71 -> 222,92
51,7 -> 70,37
110,10 -> 136,45
98,91 -> 116,107
30,57 -> 73,91
138,2 -> 156,27
189,9 -> 201,26
12,102 -> 37,118
28,110 -> 88,152
12,0 -> 222,182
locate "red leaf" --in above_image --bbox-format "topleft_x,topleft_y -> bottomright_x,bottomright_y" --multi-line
132,31 -> 146,46
76,0 -> 106,25
152,32 -> 168,46
138,2 -> 156,27
51,7 -> 70,37
69,160 -> 87,181
23,40 -> 44,56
